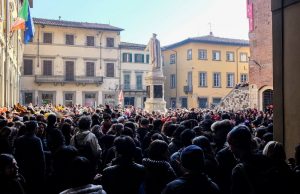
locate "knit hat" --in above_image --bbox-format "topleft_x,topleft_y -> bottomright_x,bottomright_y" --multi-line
180,145 -> 205,172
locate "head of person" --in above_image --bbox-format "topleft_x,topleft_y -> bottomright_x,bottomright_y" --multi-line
151,133 -> 164,142
25,120 -> 38,135
140,118 -> 150,128
69,156 -> 94,188
263,141 -> 286,161
78,116 -> 92,131
192,136 -> 212,154
124,121 -> 136,132
227,125 -> 253,160
148,140 -> 169,161
180,145 -> 205,173
0,154 -> 19,179
47,113 -> 57,126
211,119 -> 233,146
162,123 -> 178,138
114,135 -> 136,159
153,119 -> 163,131
180,129 -> 196,147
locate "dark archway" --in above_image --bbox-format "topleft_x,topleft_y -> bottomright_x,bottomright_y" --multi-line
263,89 -> 273,110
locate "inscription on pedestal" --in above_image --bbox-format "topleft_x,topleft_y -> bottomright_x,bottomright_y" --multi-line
154,85 -> 162,98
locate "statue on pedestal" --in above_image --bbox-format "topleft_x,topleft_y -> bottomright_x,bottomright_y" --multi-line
145,33 -> 162,70
144,33 -> 167,113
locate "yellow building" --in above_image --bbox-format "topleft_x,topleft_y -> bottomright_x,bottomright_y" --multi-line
21,18 -> 123,106
0,0 -> 26,107
162,34 -> 250,109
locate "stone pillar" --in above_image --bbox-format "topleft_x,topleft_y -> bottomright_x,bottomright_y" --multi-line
272,0 -> 300,158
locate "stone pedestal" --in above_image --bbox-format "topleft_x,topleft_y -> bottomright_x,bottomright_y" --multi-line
144,69 -> 167,113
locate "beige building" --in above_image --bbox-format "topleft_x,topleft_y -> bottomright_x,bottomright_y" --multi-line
163,35 -> 250,109
119,42 -> 151,108
21,18 -> 123,107
0,0 -> 25,107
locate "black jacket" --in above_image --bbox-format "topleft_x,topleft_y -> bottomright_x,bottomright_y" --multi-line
162,172 -> 220,194
142,158 -> 176,194
102,158 -> 145,194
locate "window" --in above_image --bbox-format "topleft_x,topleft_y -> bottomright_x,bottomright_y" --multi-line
241,74 -> 248,82
212,98 -> 222,106
65,34 -> 74,45
198,49 -> 207,60
43,32 -> 52,44
124,74 -> 130,89
213,73 -> 221,87
84,93 -> 97,107
106,37 -> 114,47
122,53 -> 132,62
64,93 -> 74,106
134,54 -> 144,63
226,52 -> 235,62
136,75 -> 143,90
65,61 -> 75,81
146,54 -> 150,64
198,98 -> 208,108
41,93 -> 54,105
124,97 -> 135,106
106,63 -> 114,77
86,36 -> 95,46
24,92 -> 33,105
199,72 -> 207,87
227,73 -> 235,88
187,49 -> 192,60
170,54 -> 176,64
212,51 -> 221,61
43,60 -> 52,76
181,98 -> 188,108
170,98 -> 176,108
23,59 -> 33,75
86,62 -> 95,77
240,53 -> 248,62
170,74 -> 176,89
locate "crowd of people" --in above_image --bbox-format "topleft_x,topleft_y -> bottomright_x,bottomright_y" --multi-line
0,103 -> 299,194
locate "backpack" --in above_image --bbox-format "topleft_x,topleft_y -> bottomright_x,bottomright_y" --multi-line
74,133 -> 97,166
237,162 -> 289,194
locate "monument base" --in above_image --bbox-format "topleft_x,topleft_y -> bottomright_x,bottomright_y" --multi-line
144,69 -> 167,113
144,98 -> 167,113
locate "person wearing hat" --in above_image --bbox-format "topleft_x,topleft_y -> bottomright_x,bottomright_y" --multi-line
162,145 -> 219,194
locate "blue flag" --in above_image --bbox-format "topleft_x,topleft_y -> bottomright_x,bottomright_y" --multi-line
24,6 -> 35,44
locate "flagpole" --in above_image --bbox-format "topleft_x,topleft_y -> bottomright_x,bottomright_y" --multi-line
4,0 -> 9,106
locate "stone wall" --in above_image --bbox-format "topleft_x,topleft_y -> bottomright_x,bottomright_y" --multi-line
216,85 -> 250,111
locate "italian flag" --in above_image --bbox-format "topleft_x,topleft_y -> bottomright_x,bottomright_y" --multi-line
11,0 -> 29,31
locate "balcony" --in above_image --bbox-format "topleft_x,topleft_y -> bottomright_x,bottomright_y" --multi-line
121,84 -> 146,91
184,85 -> 193,94
35,75 -> 103,86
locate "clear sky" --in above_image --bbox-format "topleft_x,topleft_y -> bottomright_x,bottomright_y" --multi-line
31,0 -> 249,46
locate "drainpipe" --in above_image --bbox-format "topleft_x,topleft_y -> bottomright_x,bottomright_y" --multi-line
236,46 -> 242,85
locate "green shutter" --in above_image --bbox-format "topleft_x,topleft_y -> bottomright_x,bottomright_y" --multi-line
129,54 -> 132,62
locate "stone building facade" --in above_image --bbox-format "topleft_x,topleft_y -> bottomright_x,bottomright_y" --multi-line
20,18 -> 123,107
162,35 -> 250,109
0,0 -> 25,107
119,42 -> 151,108
248,0 -> 273,110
